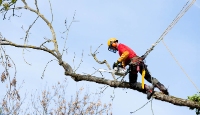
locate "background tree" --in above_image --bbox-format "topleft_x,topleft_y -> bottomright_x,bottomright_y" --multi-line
0,78 -> 112,115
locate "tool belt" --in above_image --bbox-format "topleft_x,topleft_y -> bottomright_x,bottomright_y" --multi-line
129,56 -> 143,66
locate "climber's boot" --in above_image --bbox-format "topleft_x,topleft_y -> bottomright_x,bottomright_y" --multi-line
155,82 -> 169,95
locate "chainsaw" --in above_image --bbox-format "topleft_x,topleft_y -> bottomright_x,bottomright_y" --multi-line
98,63 -> 129,76
98,62 -> 146,89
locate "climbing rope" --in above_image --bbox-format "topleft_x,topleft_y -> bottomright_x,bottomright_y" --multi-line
143,0 -> 196,59
162,39 -> 200,92
130,98 -> 153,114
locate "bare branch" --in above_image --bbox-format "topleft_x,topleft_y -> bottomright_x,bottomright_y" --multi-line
20,1 -> 60,60
1,39 -> 57,58
21,0 -> 28,6
90,45 -> 116,80
7,55 -> 17,78
72,52 -> 76,71
22,48 -> 32,65
24,16 -> 39,44
130,98 -> 153,114
40,38 -> 51,48
61,11 -> 77,56
91,67 -> 103,77
74,50 -> 84,73
2,3 -> 63,64
34,0 -> 39,12
41,59 -> 58,79
20,14 -> 46,66
48,0 -> 53,24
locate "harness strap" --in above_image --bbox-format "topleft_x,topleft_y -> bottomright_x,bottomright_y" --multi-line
137,65 -> 140,72
142,69 -> 146,89
130,56 -> 146,89
130,56 -> 143,66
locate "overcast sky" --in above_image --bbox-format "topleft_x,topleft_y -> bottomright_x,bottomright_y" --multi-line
0,0 -> 200,114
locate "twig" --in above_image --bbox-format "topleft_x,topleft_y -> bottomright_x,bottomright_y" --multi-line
130,98 -> 153,114
21,16 -> 40,66
73,52 -> 76,71
74,50 -> 84,73
7,56 -> 17,78
41,59 -> 58,79
24,16 -> 39,44
93,44 -> 103,54
40,38 -> 51,48
35,0 -> 39,12
91,67 -> 103,77
48,0 -> 53,24
61,11 -> 77,56
90,68 -> 99,76
22,48 -> 32,66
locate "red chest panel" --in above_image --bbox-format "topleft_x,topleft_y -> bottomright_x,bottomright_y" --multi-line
118,43 -> 137,61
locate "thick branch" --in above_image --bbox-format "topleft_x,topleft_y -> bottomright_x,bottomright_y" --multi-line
153,92 -> 200,109
0,40 -> 73,74
65,72 -> 200,109
0,40 -> 57,58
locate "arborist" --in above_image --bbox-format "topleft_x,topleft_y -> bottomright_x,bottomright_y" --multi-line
107,38 -> 169,99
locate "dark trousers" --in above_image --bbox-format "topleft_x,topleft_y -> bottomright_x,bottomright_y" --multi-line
129,62 -> 159,93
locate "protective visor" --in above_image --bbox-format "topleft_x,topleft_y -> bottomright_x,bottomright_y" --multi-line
108,46 -> 117,53
108,44 -> 117,53
108,40 -> 118,53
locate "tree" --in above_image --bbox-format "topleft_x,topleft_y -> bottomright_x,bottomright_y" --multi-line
0,0 -> 200,114
0,77 -> 112,114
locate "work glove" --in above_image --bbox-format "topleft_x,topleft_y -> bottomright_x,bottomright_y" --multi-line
113,60 -> 120,69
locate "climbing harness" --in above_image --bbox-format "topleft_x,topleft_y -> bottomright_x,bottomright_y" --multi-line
129,56 -> 147,89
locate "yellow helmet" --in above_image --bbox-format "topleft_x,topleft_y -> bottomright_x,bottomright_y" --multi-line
107,38 -> 118,47
107,38 -> 118,53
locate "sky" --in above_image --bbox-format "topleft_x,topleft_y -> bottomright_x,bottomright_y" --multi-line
0,0 -> 200,114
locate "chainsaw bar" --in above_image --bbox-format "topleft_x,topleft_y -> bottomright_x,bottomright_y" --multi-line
98,67 -> 128,76
98,69 -> 114,73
